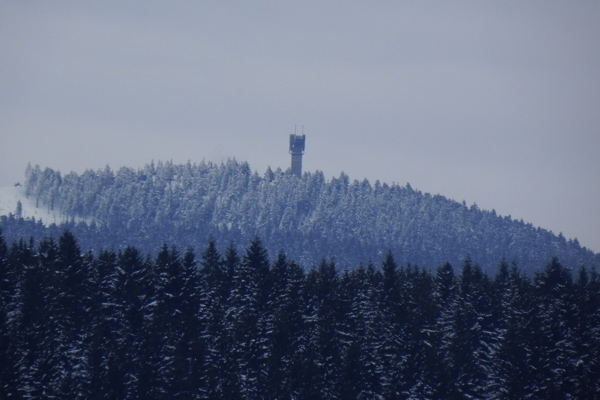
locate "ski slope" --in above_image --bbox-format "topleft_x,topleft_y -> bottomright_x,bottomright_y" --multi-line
0,185 -> 74,225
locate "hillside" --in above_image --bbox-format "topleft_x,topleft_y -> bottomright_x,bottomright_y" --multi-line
1,161 -> 598,273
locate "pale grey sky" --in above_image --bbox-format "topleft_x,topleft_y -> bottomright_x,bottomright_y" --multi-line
1,1 -> 599,252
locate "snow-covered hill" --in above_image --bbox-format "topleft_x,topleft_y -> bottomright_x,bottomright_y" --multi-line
4,161 -> 598,274
0,185 -> 75,225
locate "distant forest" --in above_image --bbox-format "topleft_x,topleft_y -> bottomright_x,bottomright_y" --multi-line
0,230 -> 598,399
1,160 -> 598,275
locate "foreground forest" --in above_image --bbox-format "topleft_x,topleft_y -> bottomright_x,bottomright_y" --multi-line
2,160 -> 597,275
1,230 -> 598,399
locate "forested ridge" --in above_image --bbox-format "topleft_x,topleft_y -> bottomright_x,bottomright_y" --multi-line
0,230 -> 599,399
2,160 -> 597,275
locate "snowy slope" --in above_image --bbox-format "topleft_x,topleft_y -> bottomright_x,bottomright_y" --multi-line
0,186 -> 74,225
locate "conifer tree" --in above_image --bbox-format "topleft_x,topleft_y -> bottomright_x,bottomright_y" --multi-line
217,242 -> 243,400
87,249 -> 125,399
147,244 -> 200,399
114,246 -> 154,398
343,264 -> 385,399
403,264 -> 436,399
532,257 -> 578,398
0,229 -> 15,397
429,262 -> 457,398
2,238 -> 36,397
225,237 -> 271,399
278,259 -> 306,397
451,258 -> 496,398
15,237 -> 60,398
492,260 -> 534,399
199,238 -> 229,398
300,259 -> 344,399
572,266 -> 600,398
265,252 -> 297,397
378,251 -> 411,397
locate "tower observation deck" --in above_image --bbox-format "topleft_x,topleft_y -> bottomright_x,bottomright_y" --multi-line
289,133 -> 305,177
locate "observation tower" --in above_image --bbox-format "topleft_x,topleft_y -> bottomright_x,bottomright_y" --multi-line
289,132 -> 306,177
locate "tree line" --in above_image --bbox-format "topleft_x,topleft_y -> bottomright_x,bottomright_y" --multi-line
14,160 -> 599,274
0,229 -> 599,399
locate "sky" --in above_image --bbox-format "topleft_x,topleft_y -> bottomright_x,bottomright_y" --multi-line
1,1 -> 599,253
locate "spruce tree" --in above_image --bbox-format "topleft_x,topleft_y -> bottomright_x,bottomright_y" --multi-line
451,258 -> 496,398
491,260 -> 534,399
199,238 -> 229,398
429,262 -> 457,398
225,237 -> 271,399
379,251 -> 411,397
16,237 -> 60,398
532,257 -> 577,398
0,229 -> 16,397
572,266 -> 600,399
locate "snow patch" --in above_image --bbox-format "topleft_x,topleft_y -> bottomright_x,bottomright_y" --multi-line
0,186 -> 80,226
